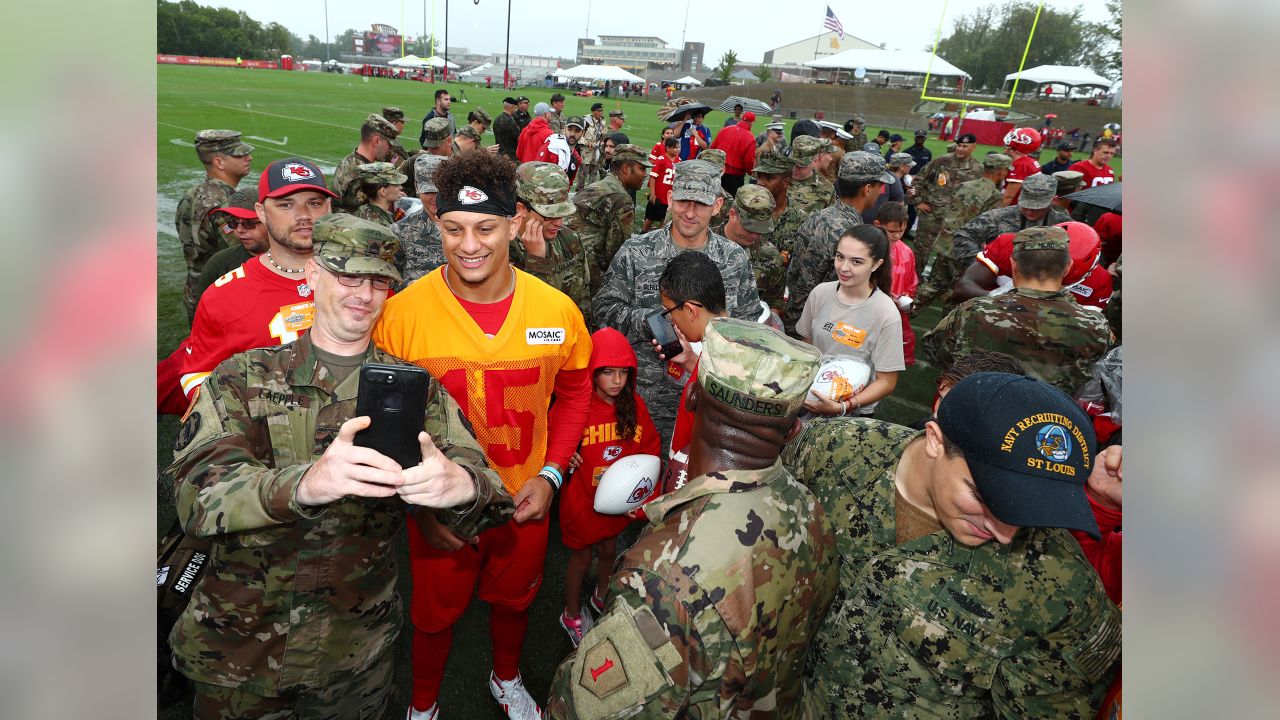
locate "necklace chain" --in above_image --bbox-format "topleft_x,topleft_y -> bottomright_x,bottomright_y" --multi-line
265,251 -> 304,274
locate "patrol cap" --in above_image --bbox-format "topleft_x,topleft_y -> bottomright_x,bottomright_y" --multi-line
258,158 -> 337,203
470,108 -> 492,127
515,162 -> 576,219
698,318 -> 820,418
887,152 -> 916,169
364,113 -> 400,139
456,125 -> 483,143
608,109 -> 625,118
956,133 -> 978,144
312,213 -> 402,283
1018,173 -> 1057,210
838,151 -> 897,184
591,102 -> 604,111
213,189 -> 259,220
752,150 -> 796,175
533,102 -> 551,116
611,143 -> 653,168
195,129 -> 254,159
732,184 -> 776,234
982,153 -> 1013,170
937,372 -> 1098,538
698,148 -> 727,171
1052,169 -> 1085,195
420,117 -> 451,149
850,114 -> 866,125
790,135 -> 830,166
671,159 -> 720,205
565,115 -> 585,129
381,106 -> 405,122
414,153 -> 447,194
914,129 -> 929,138
356,161 -> 407,186
1012,225 -> 1069,251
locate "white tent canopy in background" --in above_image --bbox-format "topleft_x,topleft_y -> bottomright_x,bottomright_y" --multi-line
424,55 -> 460,69
555,64 -> 645,83
387,54 -> 429,68
675,75 -> 701,86
459,62 -> 496,78
806,48 -> 970,78
1004,65 -> 1113,89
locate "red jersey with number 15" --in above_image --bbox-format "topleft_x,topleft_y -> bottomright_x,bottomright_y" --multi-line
180,256 -> 315,396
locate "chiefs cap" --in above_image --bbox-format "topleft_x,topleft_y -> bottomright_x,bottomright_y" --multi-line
257,158 -> 337,203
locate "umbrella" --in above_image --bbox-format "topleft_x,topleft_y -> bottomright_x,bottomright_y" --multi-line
716,96 -> 773,115
1064,182 -> 1122,211
1044,113 -> 1058,119
663,103 -> 713,122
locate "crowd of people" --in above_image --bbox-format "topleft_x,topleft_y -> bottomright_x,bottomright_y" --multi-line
160,84 -> 1123,720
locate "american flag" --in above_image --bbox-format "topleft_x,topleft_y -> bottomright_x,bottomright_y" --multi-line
823,6 -> 845,40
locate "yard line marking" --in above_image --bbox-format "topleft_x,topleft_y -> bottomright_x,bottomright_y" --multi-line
247,135 -> 289,146
214,105 -> 360,131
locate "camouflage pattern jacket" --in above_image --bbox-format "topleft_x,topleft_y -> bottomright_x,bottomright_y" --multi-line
176,176 -> 235,320
782,202 -> 863,336
914,152 -> 983,212
763,198 -> 808,259
591,228 -> 761,433
509,226 -> 593,325
920,287 -> 1114,395
391,211 -> 446,290
546,463 -> 838,720
331,149 -> 375,213
950,204 -> 1070,266
710,231 -> 786,315
394,149 -> 423,196
167,334 -> 512,695
787,171 -> 836,218
579,115 -> 607,167
781,418 -> 1120,719
847,131 -> 870,152
934,177 -> 1003,257
353,203 -> 395,228
568,173 -> 636,294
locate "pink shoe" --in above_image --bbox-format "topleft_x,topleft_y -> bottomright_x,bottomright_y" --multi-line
559,608 -> 594,647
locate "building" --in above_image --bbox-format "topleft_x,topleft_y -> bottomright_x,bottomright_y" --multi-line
576,35 -> 703,73
764,31 -> 880,67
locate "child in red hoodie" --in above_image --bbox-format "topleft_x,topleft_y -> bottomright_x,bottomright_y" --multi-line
874,202 -> 918,366
558,327 -> 661,646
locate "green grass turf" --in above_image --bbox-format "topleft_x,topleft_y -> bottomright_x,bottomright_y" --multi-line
157,64 -> 966,717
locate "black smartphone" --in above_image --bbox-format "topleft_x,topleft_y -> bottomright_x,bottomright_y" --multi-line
353,363 -> 430,469
646,310 -> 684,361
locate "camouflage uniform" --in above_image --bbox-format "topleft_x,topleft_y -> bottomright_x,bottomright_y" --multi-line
781,417 -> 1121,719
177,130 -> 253,324
781,203 -> 863,336
353,203 -> 395,227
914,157 -> 1008,308
391,153 -> 448,289
381,107 -> 408,166
332,114 -> 400,214
168,218 -> 512,714
348,161 -> 407,229
913,151 -> 983,274
395,118 -> 452,198
950,203 -> 1071,268
568,144 -> 650,295
846,116 -> 870,152
511,162 -> 594,324
575,112 -> 608,189
666,148 -> 732,230
787,136 -> 837,217
546,319 -> 837,720
751,151 -> 804,259
713,184 -> 786,313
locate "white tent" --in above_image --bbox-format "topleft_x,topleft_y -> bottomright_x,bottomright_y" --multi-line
1004,64 -> 1112,89
424,55 -> 460,69
675,75 -> 701,86
388,54 -> 430,68
806,48 -> 970,77
459,62 -> 497,78
555,64 -> 645,83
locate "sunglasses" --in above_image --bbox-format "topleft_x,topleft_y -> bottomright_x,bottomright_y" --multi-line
223,218 -> 261,230
658,300 -> 703,319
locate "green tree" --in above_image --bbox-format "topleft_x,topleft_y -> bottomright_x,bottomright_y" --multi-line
754,64 -> 773,83
936,0 -> 1100,91
1085,0 -> 1122,79
714,50 -> 739,83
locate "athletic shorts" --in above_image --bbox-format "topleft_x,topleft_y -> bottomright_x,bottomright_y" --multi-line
644,199 -> 669,223
406,513 -> 550,632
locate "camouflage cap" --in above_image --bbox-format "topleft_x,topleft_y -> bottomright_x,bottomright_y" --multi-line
752,150 -> 796,175
790,135 -> 830,166
565,115 -> 585,129
195,129 -> 254,158
382,106 -> 405,122
1018,173 -> 1057,210
698,148 -> 727,171
470,107 -> 492,127
312,213 -> 402,282
1052,169 -> 1085,195
671,159 -> 721,205
213,189 -> 259,220
982,153 -> 1013,170
698,318 -> 820,418
838,151 -> 897,184
515,162 -> 576,219
612,143 -> 654,167
421,116 -> 451,148
1012,225 -> 1069,251
886,152 -> 916,169
364,113 -> 400,139
356,161 -> 407,186
456,125 -> 483,143
850,114 -> 866,125
414,153 -> 447,194
608,109 -> 625,118
732,184 -> 776,234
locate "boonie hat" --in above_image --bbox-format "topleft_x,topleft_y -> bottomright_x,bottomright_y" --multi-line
1018,173 -> 1057,210
698,318 -> 820,418
731,184 -> 776,234
671,159 -> 720,205
312,213 -> 402,282
838,151 -> 897,184
516,162 -> 576,219
258,158 -> 336,203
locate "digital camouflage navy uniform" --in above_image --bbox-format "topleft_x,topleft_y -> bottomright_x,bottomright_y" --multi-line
786,136 -> 836,217
510,162 -> 593,324
914,154 -> 1010,308
592,161 -> 762,444
167,217 -> 513,718
332,114 -> 400,214
921,226 -> 1114,394
949,176 -> 1071,267
913,149 -> 983,274
665,148 -> 732,230
568,144 -> 649,295
177,130 -> 253,324
713,183 -> 785,313
546,319 -> 837,720
781,417 -> 1120,719
350,161 -> 407,229
391,153 -> 448,290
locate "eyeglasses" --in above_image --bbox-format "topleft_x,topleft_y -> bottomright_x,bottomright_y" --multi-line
658,300 -> 703,319
325,266 -> 393,291
224,218 -> 260,230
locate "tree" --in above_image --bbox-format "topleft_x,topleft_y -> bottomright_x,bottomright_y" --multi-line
754,64 -> 773,83
714,50 -> 739,83
1085,0 -> 1122,79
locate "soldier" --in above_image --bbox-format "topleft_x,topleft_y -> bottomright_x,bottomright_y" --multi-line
567,143 -> 650,295
351,162 -> 407,228
395,116 -> 452,200
903,128 -> 932,175
751,150 -> 805,260
608,109 -> 625,133
575,102 -> 608,189
176,129 -> 254,324
513,95 -> 532,130
332,114 -> 400,214
844,115 -> 869,151
382,106 -> 410,165
756,120 -> 787,156
168,213 -> 513,720
493,97 -> 521,160
780,372 -> 1120,719
783,151 -> 896,337
912,131 -> 983,275
921,226 -> 1114,394
948,173 -> 1071,271
787,135 -> 837,217
453,124 -> 483,153
665,148 -> 731,230
546,318 -> 838,720
392,153 -> 448,289
592,160 -> 762,448
1051,169 -> 1085,214
511,162 -> 593,324
715,184 -> 785,317
913,152 -> 1011,309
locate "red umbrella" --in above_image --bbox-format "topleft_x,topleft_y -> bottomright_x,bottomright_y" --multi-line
1044,113 -> 1059,119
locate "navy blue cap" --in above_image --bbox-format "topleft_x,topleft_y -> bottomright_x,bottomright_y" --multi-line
591,102 -> 604,111
937,372 -> 1099,538
889,133 -> 904,142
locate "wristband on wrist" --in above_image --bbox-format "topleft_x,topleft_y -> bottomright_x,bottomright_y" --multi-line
539,465 -> 563,491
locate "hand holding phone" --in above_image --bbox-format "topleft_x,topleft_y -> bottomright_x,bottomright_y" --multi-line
646,310 -> 684,362
354,363 -> 430,470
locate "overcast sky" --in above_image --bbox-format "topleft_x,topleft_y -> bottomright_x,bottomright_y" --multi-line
199,0 -> 1110,68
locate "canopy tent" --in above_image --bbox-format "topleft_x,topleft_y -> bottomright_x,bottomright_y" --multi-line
387,54 -> 429,68
674,75 -> 701,86
1004,64 -> 1112,90
806,48 -> 970,78
423,55 -> 459,69
555,64 -> 645,83
458,62 -> 497,78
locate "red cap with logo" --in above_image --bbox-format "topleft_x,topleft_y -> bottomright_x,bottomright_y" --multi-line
257,158 -> 338,203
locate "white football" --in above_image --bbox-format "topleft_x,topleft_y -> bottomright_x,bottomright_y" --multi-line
809,356 -> 873,402
594,454 -> 661,515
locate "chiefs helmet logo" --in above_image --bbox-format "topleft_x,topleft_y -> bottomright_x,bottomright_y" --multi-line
627,478 -> 654,504
280,162 -> 316,182
458,186 -> 489,204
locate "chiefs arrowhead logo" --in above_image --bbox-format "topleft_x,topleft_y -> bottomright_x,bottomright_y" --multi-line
458,186 -> 489,204
281,162 -> 316,182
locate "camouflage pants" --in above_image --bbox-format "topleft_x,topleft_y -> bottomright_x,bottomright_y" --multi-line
190,655 -> 392,720
914,255 -> 964,309
912,211 -> 944,275
575,163 -> 601,191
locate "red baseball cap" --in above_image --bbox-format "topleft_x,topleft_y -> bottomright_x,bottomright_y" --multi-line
741,111 -> 757,126
212,189 -> 258,219
258,158 -> 337,203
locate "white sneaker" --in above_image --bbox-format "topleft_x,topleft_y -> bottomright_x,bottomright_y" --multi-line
406,703 -> 438,720
489,671 -> 542,720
